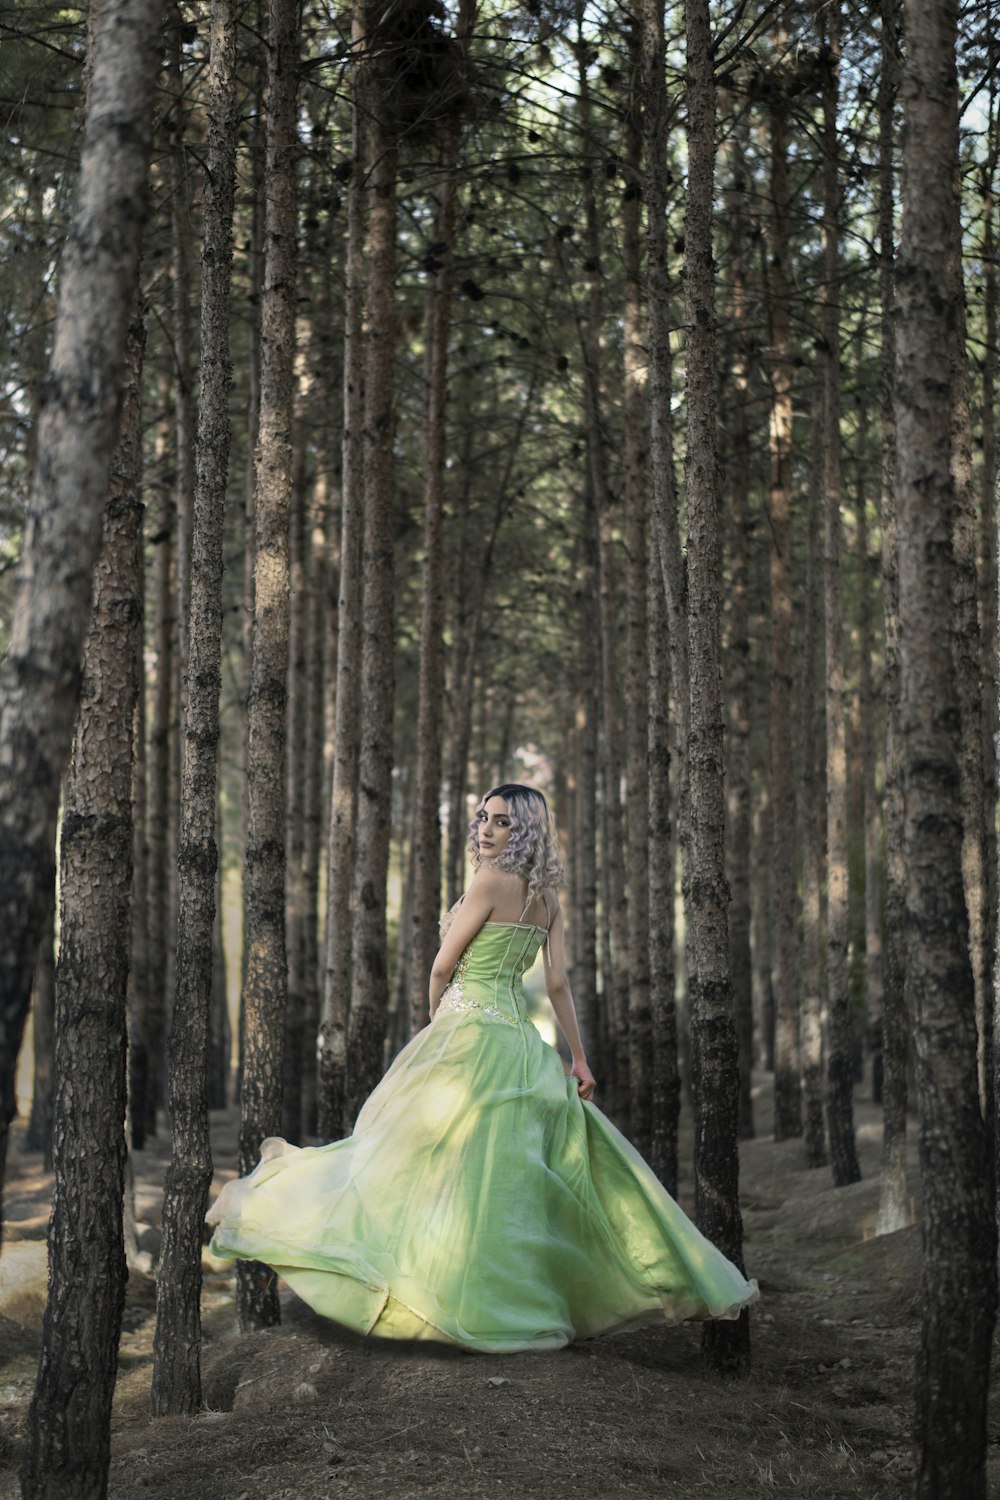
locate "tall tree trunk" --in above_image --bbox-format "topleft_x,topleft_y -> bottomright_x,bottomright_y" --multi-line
597,780 -> 616,1088
209,799 -> 230,1110
641,0 -> 683,1194
317,12 -> 365,1140
641,0 -> 693,1142
847,682 -> 866,1085
238,0 -> 299,1330
748,437 -> 775,1078
984,82 -> 1000,1197
573,597 -> 600,1078
876,0 -> 908,1236
282,449 -> 308,1143
856,410 -> 883,1103
950,191 -> 991,1125
751,772 -> 775,1070
766,29 -> 801,1141
648,531 -> 679,1194
575,20 -> 630,1117
442,418 -> 474,911
0,0 -> 162,1244
146,380 -> 174,1143
129,551 -> 151,1145
236,27 -> 267,1099
684,0 -> 750,1375
343,5 -> 398,1128
897,0 -> 998,1490
409,0 -> 474,1039
168,8 -> 196,694
622,28 -> 652,1156
25,887 -> 56,1166
151,0 -> 239,1411
22,300 -> 144,1500
392,807 -> 416,1054
821,4 -> 860,1188
800,380 -> 828,1168
299,469 -> 330,1136
724,129 -> 754,1142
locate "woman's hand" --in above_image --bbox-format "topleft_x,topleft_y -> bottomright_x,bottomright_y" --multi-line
571,1058 -> 596,1102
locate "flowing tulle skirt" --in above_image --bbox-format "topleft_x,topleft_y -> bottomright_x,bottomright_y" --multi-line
207,1008 -> 758,1353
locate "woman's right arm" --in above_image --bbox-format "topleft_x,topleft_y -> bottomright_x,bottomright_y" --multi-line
542,907 -> 596,1101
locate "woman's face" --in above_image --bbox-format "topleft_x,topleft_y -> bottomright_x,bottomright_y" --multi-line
477,796 -> 513,861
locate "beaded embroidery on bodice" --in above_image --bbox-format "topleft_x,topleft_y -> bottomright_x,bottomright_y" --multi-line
436,894 -> 550,1028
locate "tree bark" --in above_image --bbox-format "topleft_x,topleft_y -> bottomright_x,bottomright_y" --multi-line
238,0 -> 299,1330
622,22 -> 652,1158
317,12 -> 365,1138
765,29 -> 801,1142
25,886 -> 56,1166
821,4 -> 860,1188
0,0 -> 163,1244
575,20 -> 630,1118
984,82 -> 1000,1204
208,792 -> 230,1109
167,6 -> 196,696
640,0 -> 682,1195
128,553 -> 151,1146
22,299 -> 144,1500
684,0 -> 750,1375
723,129 -> 754,1142
145,379 -> 174,1143
648,528 -> 679,1194
896,0 -> 998,1489
151,0 -> 239,1411
299,467 -> 330,1136
800,380 -> 827,1169
751,774 -> 774,1071
573,584 -> 601,1080
408,0 -> 474,1039
236,15 -> 267,1101
875,0 -> 908,1237
343,2 -> 399,1128
282,445 -> 309,1143
855,403 -> 883,1106
950,191 -> 991,1125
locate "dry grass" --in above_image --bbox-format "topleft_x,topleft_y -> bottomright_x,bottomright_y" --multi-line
0,1077 -> 975,1500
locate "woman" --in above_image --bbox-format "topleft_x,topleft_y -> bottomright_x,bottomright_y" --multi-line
207,783 -> 758,1352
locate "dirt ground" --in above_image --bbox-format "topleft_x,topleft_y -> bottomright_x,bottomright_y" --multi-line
2,1075 -> 998,1500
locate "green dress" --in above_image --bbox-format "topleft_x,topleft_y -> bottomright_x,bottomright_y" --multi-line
207,915 -> 758,1353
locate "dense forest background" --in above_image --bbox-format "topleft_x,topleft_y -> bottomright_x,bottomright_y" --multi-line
1,0 -> 999,1495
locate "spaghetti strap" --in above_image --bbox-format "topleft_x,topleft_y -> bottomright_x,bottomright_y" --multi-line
516,889 -> 553,930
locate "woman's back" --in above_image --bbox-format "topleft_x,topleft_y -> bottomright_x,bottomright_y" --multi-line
444,869 -> 555,935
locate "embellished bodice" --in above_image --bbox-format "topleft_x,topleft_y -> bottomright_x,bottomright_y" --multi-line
436,911 -> 548,1028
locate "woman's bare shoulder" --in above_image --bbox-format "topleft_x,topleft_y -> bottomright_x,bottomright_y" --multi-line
467,864 -> 517,896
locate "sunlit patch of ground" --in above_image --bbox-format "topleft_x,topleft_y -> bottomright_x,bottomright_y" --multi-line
0,1076 -> 972,1500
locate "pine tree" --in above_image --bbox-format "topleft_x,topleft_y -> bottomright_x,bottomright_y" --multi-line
23,299 -> 144,1500
152,0 -> 240,1410
0,0 -> 163,1243
684,0 -> 750,1375
896,0 -> 997,1488
238,0 -> 300,1330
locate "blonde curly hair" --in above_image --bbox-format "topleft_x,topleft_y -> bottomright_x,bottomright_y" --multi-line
467,783 -> 565,906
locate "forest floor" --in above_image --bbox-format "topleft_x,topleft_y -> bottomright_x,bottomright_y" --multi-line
3,1073 -> 998,1500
